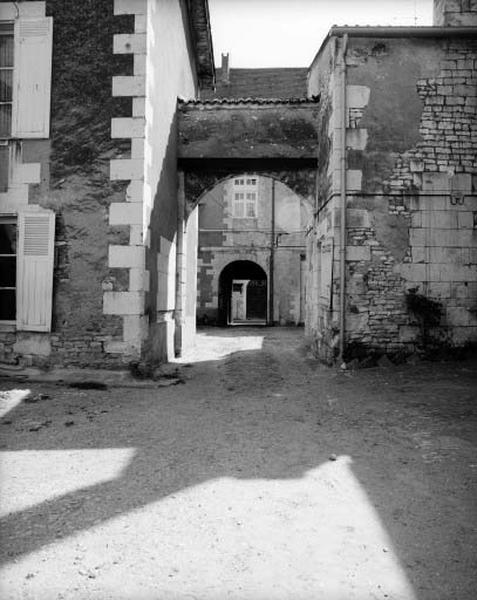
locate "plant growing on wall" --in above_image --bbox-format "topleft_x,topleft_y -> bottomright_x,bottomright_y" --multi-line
405,288 -> 443,349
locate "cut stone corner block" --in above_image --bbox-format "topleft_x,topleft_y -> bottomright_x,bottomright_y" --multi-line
112,75 -> 146,98
126,180 -> 144,202
109,244 -> 146,269
111,117 -> 146,139
114,0 -> 147,16
110,158 -> 144,181
103,291 -> 145,316
113,33 -> 147,55
346,128 -> 368,151
109,201 -> 143,226
104,339 -> 141,358
124,314 -> 149,343
347,170 -> 362,192
346,85 -> 371,109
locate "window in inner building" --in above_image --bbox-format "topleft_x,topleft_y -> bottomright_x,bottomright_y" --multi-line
233,176 -> 258,218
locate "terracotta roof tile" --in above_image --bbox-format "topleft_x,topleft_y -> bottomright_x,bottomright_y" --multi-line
179,95 -> 320,107
201,67 -> 308,100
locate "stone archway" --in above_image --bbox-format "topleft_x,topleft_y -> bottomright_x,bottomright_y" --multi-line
218,260 -> 268,326
174,98 -> 320,356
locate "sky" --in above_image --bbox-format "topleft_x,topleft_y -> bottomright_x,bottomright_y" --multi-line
208,0 -> 434,68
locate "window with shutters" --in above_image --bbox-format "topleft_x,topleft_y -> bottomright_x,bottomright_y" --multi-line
0,22 -> 14,138
17,209 -> 55,331
0,210 -> 55,331
0,216 -> 16,322
233,177 -> 258,218
0,13 -> 52,140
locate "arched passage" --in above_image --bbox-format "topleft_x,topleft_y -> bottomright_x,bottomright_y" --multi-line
218,261 -> 268,326
195,173 -> 310,329
175,98 -> 319,355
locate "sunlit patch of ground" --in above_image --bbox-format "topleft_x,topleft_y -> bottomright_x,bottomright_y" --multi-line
176,329 -> 264,363
0,457 -> 415,600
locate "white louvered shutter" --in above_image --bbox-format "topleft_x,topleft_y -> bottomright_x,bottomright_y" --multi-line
17,209 -> 55,332
12,17 -> 53,138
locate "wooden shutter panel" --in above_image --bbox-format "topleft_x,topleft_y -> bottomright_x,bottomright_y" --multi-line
12,17 -> 53,138
17,209 -> 55,332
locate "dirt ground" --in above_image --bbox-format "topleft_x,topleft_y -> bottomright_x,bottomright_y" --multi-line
0,326 -> 476,600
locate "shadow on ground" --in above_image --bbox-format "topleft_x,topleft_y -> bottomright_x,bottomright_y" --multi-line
0,327 -> 476,598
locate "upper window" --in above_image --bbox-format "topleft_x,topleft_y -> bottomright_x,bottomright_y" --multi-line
233,177 -> 258,218
0,22 -> 14,137
0,11 -> 53,140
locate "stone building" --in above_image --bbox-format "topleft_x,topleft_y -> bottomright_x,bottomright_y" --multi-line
1,0 -> 475,369
306,0 -> 477,362
0,0 -> 214,367
196,173 -> 310,326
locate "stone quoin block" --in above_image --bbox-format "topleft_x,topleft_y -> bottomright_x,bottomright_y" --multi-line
109,245 -> 145,269
109,202 -> 143,226
129,225 -> 143,245
347,208 -> 371,228
346,128 -> 368,150
126,180 -> 144,202
110,159 -> 144,181
135,14 -> 147,33
112,76 -> 146,97
133,97 -> 146,117
103,291 -> 145,315
15,163 -> 41,184
347,170 -> 362,191
114,0 -> 147,15
129,268 -> 150,291
113,33 -> 147,54
346,85 -> 371,108
123,315 -> 148,343
111,117 -> 146,138
131,138 -> 145,159
134,54 -> 147,76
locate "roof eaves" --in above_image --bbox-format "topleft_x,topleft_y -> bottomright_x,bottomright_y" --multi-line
308,24 -> 477,73
178,95 -> 321,107
187,0 -> 216,90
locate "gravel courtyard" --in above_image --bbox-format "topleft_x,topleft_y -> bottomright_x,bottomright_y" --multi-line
0,327 -> 476,600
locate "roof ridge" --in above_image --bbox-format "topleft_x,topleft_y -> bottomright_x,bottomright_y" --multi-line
178,95 -> 320,106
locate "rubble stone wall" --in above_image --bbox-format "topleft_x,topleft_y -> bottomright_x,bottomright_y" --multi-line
308,32 -> 477,361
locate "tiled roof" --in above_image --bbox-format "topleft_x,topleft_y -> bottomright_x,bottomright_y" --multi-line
187,0 -> 215,88
201,67 -> 308,100
179,96 -> 320,106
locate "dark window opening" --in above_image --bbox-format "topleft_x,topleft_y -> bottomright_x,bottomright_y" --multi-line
0,22 -> 14,138
0,218 -> 16,321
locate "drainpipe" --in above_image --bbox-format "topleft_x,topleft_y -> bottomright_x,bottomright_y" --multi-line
269,178 -> 275,325
174,172 -> 185,357
338,34 -> 348,363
